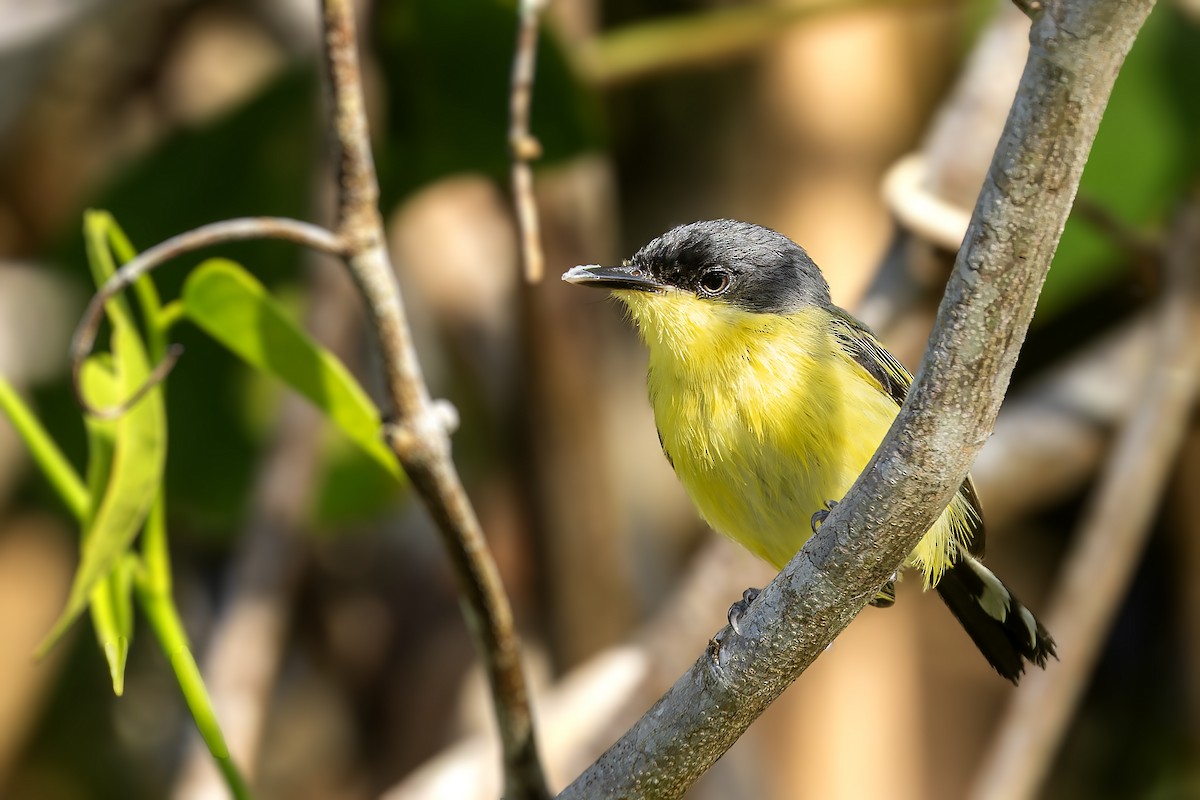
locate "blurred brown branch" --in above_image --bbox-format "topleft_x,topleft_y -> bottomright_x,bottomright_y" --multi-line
322,2 -> 548,796
971,192 -> 1200,800
881,0 -> 1029,258
558,0 -> 1154,796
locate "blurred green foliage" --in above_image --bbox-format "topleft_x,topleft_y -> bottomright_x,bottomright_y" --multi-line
1042,2 -> 1200,318
373,0 -> 602,208
32,0 -> 599,541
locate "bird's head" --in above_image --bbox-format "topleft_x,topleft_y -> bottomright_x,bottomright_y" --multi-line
563,220 -> 831,352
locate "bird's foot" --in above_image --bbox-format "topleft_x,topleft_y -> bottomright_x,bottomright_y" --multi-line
810,499 -> 840,533
727,587 -> 761,635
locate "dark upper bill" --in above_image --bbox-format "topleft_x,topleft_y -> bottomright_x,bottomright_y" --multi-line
561,264 -> 664,292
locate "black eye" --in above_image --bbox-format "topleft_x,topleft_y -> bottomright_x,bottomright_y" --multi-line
698,269 -> 731,296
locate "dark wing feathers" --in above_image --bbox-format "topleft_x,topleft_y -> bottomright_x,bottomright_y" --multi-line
828,307 -> 985,555
829,307 -> 912,408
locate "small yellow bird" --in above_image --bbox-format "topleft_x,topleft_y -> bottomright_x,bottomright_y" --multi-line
564,219 -> 1055,682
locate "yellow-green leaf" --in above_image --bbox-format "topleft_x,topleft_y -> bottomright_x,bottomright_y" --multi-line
78,357 -> 136,694
38,317 -> 166,656
181,259 -> 401,482
90,553 -> 136,696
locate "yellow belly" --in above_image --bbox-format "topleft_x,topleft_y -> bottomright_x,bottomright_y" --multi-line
634,296 -> 971,587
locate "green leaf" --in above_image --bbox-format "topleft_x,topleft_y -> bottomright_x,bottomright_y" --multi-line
38,215 -> 167,657
48,74 -> 321,531
37,316 -> 167,656
81,357 -> 119,503
78,357 -> 136,694
1040,4 -> 1200,319
89,553 -> 136,696
181,259 -> 402,482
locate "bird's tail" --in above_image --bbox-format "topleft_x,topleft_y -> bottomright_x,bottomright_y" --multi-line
935,554 -> 1057,683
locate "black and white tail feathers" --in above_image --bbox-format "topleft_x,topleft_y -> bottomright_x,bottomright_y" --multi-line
935,555 -> 1057,683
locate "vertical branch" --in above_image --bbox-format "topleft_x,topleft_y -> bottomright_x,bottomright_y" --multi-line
317,2 -> 548,798
970,195 -> 1200,800
510,0 -> 547,283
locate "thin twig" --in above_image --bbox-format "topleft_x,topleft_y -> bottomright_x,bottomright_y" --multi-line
510,0 -> 547,283
970,194 -> 1200,800
559,1 -> 1156,796
69,217 -> 344,419
318,2 -> 548,798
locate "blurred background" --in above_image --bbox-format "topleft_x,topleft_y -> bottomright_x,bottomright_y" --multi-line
0,0 -> 1198,798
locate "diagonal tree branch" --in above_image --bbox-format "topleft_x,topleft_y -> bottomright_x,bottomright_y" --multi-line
317,2 -> 548,798
386,314 -> 1158,800
558,0 -> 1156,796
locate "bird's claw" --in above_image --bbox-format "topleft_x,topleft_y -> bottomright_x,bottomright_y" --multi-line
727,587 -> 761,635
810,498 -> 839,533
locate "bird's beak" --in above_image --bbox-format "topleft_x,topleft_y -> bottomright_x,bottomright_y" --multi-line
562,264 -> 665,292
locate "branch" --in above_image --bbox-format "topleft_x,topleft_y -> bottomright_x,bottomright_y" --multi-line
509,0 -> 547,282
386,309 -> 1158,800
882,152 -> 974,252
559,1 -> 1156,796
970,194 -> 1200,800
318,2 -> 548,798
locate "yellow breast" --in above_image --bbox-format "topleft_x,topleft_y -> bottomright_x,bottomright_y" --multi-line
616,288 -> 972,586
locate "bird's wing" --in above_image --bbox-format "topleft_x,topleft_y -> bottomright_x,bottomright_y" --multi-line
829,307 -> 912,408
828,306 -> 985,556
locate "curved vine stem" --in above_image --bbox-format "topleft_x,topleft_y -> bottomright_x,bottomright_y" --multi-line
69,217 -> 344,419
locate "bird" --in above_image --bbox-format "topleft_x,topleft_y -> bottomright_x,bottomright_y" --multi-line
562,219 -> 1056,683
